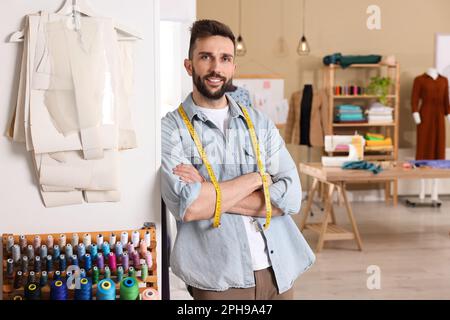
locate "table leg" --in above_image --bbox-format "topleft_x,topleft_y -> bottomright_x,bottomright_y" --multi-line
300,178 -> 319,230
341,182 -> 363,251
316,184 -> 335,252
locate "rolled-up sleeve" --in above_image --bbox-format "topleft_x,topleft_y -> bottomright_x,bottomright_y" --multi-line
264,121 -> 302,215
161,114 -> 202,222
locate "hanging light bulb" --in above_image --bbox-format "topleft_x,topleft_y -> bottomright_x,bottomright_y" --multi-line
297,0 -> 310,55
236,35 -> 247,56
236,0 -> 247,56
297,35 -> 310,55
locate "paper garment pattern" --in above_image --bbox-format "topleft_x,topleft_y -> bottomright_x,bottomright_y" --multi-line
7,12 -> 137,207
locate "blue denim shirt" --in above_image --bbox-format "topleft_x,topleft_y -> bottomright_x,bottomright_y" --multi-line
161,93 -> 315,294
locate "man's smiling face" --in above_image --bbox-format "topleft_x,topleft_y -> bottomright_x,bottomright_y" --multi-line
185,35 -> 236,100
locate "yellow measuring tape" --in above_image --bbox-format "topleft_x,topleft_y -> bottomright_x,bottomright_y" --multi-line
178,104 -> 272,229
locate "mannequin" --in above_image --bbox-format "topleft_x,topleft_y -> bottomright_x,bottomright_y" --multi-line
411,68 -> 450,203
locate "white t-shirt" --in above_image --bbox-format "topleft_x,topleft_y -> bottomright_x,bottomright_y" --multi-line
197,105 -> 272,271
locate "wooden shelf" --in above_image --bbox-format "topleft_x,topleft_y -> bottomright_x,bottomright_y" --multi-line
334,95 -> 396,99
327,63 -> 398,69
333,122 -> 395,127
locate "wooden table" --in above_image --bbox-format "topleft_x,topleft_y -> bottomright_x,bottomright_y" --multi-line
299,162 -> 450,252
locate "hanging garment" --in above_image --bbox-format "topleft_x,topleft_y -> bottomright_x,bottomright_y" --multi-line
323,53 -> 382,68
284,88 -> 330,147
411,74 -> 450,160
7,11 -> 137,207
299,85 -> 313,146
227,85 -> 253,108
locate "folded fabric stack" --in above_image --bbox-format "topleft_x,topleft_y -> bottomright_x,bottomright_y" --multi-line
335,105 -> 366,123
365,133 -> 393,152
6,12 -> 137,207
367,102 -> 393,124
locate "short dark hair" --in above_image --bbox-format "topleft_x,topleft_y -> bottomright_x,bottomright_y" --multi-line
188,20 -> 235,59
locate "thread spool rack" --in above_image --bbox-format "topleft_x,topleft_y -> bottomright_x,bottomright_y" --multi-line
2,224 -> 158,300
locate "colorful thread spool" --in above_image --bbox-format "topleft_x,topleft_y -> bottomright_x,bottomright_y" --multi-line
71,254 -> 79,266
109,233 -> 116,249
117,266 -> 124,283
121,252 -> 129,271
39,245 -> 47,259
54,270 -> 62,281
26,244 -> 34,260
128,266 -> 136,278
132,251 -> 140,268
39,271 -> 48,287
97,253 -> 105,270
46,235 -> 54,248
21,255 -> 28,273
83,233 -> 92,248
77,243 -> 86,259
132,230 -> 140,248
104,266 -> 111,279
120,232 -> 128,246
144,230 -> 151,247
19,235 -> 27,250
90,243 -> 98,260
141,262 -> 148,281
92,266 -> 100,284
71,233 -> 79,248
145,251 -> 153,268
6,258 -> 14,277
12,244 -> 21,263
75,277 -> 92,300
46,255 -> 53,272
6,235 -> 14,253
59,254 -> 66,272
120,277 -> 140,300
65,243 -> 73,258
53,245 -> 60,261
59,234 -> 66,247
115,241 -> 123,257
108,252 -> 117,273
24,282 -> 41,300
34,256 -> 41,273
142,288 -> 160,300
102,242 -> 110,256
14,271 -> 23,289
33,235 -> 41,251
84,253 -> 92,271
96,233 -> 104,248
139,239 -> 147,256
50,280 -> 68,300
28,271 -> 36,284
96,279 -> 115,300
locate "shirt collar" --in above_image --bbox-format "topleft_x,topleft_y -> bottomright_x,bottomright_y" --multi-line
181,93 -> 245,122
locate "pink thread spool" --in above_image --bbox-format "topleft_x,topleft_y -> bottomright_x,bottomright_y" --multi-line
139,239 -> 147,256
132,251 -> 140,267
108,252 -> 117,273
145,251 -> 153,268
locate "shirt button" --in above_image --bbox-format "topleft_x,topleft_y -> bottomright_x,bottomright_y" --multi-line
270,250 -> 274,254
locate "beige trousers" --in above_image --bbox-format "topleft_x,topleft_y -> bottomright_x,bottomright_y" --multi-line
189,267 -> 294,300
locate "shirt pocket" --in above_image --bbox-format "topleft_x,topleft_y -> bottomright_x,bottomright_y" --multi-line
241,144 -> 266,174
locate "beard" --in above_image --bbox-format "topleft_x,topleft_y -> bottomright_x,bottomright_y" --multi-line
192,68 -> 233,100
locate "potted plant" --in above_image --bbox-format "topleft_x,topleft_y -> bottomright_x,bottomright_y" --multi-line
367,76 -> 392,105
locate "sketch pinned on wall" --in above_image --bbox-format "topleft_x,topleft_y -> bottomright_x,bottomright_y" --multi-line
233,76 -> 288,125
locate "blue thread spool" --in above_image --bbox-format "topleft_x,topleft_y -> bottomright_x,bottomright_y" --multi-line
71,254 -> 78,266
90,244 -> 98,260
50,280 -> 68,300
77,243 -> 86,260
34,256 -> 41,273
96,279 -> 115,300
117,266 -> 124,283
46,255 -> 53,272
75,277 -> 92,300
59,254 -> 66,272
84,253 -> 92,271
39,271 -> 48,287
53,245 -> 60,261
115,242 -> 123,257
54,270 -> 62,281
104,266 -> 111,279
80,268 -> 86,278
102,242 -> 110,256
65,243 -> 73,258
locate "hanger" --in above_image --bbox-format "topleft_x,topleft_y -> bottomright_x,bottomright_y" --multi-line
8,0 -> 142,43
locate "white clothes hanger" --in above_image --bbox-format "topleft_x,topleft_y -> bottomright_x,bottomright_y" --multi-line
8,0 -> 142,43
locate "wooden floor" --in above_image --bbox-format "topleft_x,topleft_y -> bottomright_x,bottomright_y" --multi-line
169,197 -> 450,300
293,197 -> 450,300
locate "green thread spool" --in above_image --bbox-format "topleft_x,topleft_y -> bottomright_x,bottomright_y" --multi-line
104,266 -> 111,279
128,266 -> 136,278
92,266 -> 99,284
120,277 -> 140,300
141,263 -> 148,281
117,266 -> 124,283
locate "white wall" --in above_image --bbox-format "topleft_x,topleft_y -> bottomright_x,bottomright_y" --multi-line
0,0 -> 161,289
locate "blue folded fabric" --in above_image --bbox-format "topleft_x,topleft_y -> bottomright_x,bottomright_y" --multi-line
409,160 -> 450,169
342,161 -> 383,174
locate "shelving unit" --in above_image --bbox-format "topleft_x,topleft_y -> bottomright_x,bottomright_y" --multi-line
324,63 -> 400,204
